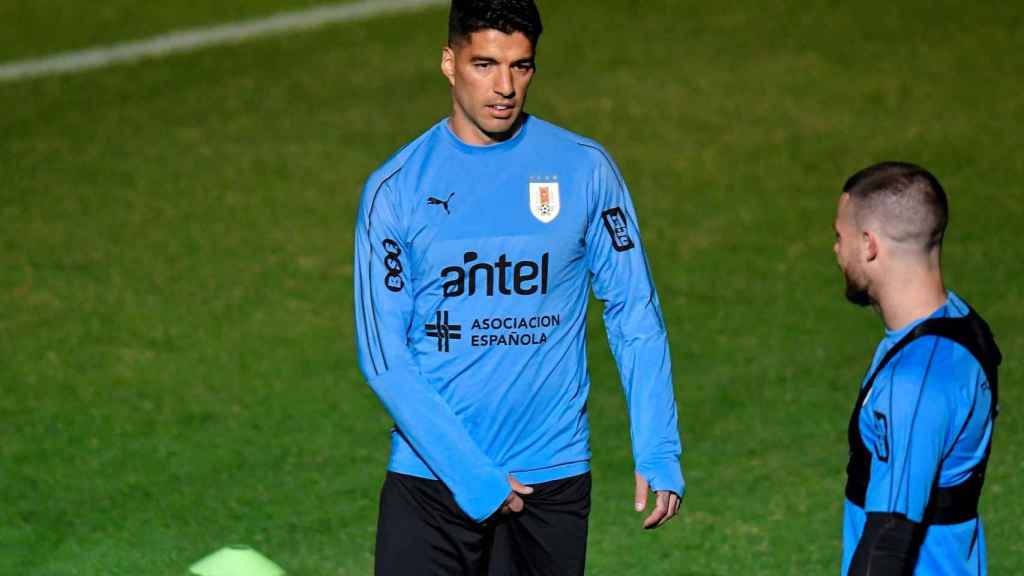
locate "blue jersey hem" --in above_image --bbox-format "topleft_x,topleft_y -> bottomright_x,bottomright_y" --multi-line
387,460 -> 592,486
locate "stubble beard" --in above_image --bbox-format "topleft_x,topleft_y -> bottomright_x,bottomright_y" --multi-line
843,268 -> 873,307
478,108 -> 524,143
453,101 -> 523,144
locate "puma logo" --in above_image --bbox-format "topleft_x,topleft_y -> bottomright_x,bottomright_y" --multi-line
427,193 -> 455,215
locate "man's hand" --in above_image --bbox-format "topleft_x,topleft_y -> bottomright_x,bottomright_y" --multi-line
634,472 -> 681,529
499,474 -> 534,515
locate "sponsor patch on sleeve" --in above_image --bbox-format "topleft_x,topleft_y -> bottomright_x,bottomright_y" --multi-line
382,238 -> 405,292
601,207 -> 635,252
872,410 -> 890,463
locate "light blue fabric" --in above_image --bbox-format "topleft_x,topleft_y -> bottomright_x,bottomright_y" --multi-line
841,291 -> 991,575
354,116 -> 683,522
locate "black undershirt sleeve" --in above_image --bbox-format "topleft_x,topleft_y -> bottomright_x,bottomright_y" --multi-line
848,512 -> 923,576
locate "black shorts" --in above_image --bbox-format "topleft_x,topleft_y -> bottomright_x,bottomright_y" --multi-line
375,471 -> 591,576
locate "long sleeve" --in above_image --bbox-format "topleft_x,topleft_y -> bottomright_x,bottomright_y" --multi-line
354,176 -> 510,522
582,149 -> 684,497
847,513 -> 919,576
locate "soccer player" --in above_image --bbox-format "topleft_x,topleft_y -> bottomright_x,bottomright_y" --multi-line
353,0 -> 683,573
833,162 -> 1002,575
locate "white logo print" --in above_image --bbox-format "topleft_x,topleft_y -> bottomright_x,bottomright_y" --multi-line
529,181 -> 560,223
862,387 -> 874,407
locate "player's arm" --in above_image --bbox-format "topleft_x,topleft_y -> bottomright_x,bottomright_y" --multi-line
354,177 -> 514,523
848,346 -> 953,575
847,513 -> 919,576
582,147 -> 683,528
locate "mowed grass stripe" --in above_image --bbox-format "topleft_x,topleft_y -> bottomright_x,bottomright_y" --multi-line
0,0 -> 446,82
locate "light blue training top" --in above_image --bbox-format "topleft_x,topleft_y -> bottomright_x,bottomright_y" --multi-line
354,115 -> 683,522
842,291 -> 993,575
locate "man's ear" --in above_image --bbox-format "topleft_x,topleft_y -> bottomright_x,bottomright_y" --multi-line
441,46 -> 456,87
863,230 -> 879,262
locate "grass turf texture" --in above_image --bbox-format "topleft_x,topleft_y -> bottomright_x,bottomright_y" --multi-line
1,1 -> 1021,573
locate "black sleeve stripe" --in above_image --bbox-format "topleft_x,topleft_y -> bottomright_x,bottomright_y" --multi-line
574,141 -> 629,196
366,225 -> 389,374
884,351 -> 904,511
358,210 -> 382,376
888,309 -> 947,512
359,272 -> 381,376
361,173 -> 402,375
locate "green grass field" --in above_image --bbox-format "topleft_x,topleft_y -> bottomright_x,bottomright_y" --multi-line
2,1 -> 1021,574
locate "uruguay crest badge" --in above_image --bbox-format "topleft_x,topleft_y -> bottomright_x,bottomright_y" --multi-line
529,181 -> 560,223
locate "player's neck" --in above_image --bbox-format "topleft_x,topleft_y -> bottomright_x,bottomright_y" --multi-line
875,267 -> 948,332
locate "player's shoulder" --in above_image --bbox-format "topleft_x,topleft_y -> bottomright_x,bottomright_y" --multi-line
527,115 -> 598,147
904,296 -> 985,377
527,116 -> 618,169
894,335 -> 983,376
887,333 -> 985,402
363,119 -> 448,197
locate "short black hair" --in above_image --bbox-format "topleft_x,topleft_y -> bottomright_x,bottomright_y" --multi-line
842,161 -> 949,251
448,0 -> 543,47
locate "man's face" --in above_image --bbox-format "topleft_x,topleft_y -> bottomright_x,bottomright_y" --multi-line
442,29 -> 536,144
834,194 -> 872,307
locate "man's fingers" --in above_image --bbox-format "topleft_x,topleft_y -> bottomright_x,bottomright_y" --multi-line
643,493 -> 669,529
635,475 -> 681,529
499,475 -> 531,516
508,474 -> 534,495
634,472 -> 649,512
656,493 -> 679,527
501,493 -> 524,515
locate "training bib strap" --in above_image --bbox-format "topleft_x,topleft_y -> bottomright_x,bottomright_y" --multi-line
845,307 -> 1001,525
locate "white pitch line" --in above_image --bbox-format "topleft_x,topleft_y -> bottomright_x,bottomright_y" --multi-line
0,0 -> 448,83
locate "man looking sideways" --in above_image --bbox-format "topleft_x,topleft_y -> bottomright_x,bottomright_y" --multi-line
353,0 -> 683,574
834,162 -> 1001,575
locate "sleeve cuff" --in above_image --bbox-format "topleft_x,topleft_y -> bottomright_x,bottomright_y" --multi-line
637,460 -> 685,498
453,468 -> 511,523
